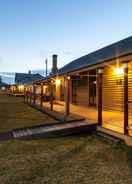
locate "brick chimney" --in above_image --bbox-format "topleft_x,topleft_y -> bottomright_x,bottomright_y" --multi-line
51,55 -> 58,75
28,70 -> 31,74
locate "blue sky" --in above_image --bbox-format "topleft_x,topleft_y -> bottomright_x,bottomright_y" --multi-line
0,0 -> 132,73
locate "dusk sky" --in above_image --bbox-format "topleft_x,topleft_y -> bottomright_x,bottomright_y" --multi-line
0,0 -> 132,73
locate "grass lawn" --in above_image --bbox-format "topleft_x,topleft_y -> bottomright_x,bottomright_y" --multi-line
0,94 -> 55,132
0,94 -> 132,184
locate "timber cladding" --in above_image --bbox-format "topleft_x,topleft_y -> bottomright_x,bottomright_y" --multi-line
73,76 -> 89,106
102,64 -> 124,112
128,61 -> 132,118
55,77 -> 65,101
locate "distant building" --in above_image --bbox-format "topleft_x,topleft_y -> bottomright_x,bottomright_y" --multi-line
0,76 -> 10,93
15,72 -> 43,85
0,82 -> 10,89
10,71 -> 44,96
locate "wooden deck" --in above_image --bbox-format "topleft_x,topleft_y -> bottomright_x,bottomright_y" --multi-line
37,100 -> 132,136
28,102 -> 85,122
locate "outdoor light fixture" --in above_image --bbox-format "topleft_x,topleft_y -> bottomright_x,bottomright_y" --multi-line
115,67 -> 124,75
67,76 -> 71,80
98,68 -> 104,74
18,85 -> 24,91
56,79 -> 61,86
51,80 -> 54,84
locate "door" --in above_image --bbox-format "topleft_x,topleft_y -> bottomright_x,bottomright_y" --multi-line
89,70 -> 96,106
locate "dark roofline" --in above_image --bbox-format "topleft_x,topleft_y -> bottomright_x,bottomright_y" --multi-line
15,72 -> 42,76
34,35 -> 132,84
34,51 -> 132,85
15,72 -> 44,84
58,35 -> 132,75
33,74 -> 54,84
60,50 -> 132,75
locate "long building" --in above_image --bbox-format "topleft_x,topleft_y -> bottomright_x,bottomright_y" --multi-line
25,36 -> 132,140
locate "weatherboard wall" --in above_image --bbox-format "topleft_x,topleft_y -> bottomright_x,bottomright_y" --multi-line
128,61 -> 132,123
74,76 -> 89,106
102,64 -> 124,112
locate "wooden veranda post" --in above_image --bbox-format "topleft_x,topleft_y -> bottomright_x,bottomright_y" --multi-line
124,62 -> 129,135
25,89 -> 28,103
29,88 -> 32,104
41,83 -> 43,107
26,90 -> 29,103
97,68 -> 103,126
28,90 -> 30,103
33,85 -> 36,105
64,75 -> 71,117
50,80 -> 54,111
26,90 -> 28,103
24,86 -> 26,103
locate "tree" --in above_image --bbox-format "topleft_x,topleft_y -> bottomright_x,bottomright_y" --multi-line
0,75 -> 2,83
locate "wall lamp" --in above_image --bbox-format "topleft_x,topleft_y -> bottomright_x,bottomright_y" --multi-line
115,67 -> 124,75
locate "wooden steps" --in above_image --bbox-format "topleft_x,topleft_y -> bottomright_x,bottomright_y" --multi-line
97,127 -> 124,141
12,120 -> 96,139
97,131 -> 122,144
97,127 -> 132,146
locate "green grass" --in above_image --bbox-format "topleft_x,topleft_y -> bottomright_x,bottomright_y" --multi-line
0,95 -> 55,132
0,136 -> 132,184
0,94 -> 132,184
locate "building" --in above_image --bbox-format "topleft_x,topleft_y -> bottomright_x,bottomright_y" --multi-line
0,75 -> 10,93
25,36 -> 132,140
10,71 -> 44,96
0,82 -> 10,93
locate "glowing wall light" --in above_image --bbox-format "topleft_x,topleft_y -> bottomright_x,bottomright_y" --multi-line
51,80 -> 54,84
115,67 -> 124,75
56,79 -> 61,86
67,76 -> 71,80
18,85 -> 24,91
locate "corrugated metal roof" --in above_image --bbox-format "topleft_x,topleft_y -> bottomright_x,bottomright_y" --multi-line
15,73 -> 44,84
58,36 -> 132,74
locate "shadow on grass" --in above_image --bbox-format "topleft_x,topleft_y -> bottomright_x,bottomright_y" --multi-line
125,145 -> 132,168
18,131 -> 93,141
